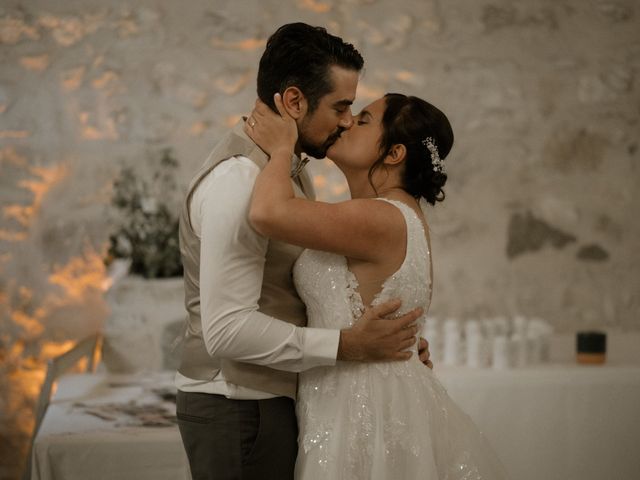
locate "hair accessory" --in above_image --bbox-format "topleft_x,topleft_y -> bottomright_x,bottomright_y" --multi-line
422,137 -> 445,174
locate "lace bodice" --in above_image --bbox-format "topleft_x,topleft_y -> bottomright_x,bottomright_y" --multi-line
291,198 -> 507,480
293,198 -> 432,341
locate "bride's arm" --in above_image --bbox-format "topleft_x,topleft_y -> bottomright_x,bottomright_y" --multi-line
246,95 -> 402,262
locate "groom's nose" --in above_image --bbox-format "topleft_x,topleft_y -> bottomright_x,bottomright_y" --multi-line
338,110 -> 354,129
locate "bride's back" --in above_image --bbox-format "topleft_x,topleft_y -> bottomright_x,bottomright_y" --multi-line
347,193 -> 432,309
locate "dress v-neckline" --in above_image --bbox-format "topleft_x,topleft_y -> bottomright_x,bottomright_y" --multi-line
341,198 -> 427,319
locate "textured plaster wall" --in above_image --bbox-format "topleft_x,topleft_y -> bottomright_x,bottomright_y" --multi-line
4,0 -> 636,331
1,0 -> 639,340
1,0 -> 639,475
1,1 -> 639,326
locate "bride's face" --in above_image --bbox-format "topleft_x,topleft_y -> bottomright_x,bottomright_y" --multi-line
326,97 -> 386,172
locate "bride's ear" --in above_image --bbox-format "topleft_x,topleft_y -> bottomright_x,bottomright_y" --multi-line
384,144 -> 407,166
281,87 -> 308,120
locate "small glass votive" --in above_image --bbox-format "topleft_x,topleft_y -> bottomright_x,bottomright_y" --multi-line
576,331 -> 606,365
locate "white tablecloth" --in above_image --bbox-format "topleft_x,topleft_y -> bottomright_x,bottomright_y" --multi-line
436,363 -> 640,480
32,364 -> 640,480
31,371 -> 190,480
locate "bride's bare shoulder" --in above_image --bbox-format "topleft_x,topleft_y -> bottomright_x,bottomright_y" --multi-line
345,197 -> 407,229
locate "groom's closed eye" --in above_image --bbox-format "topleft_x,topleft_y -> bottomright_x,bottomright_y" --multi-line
332,99 -> 353,113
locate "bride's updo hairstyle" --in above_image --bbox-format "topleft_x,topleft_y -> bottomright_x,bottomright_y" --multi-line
370,93 -> 454,205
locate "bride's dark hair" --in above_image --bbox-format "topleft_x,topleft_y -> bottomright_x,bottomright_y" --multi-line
369,93 -> 454,205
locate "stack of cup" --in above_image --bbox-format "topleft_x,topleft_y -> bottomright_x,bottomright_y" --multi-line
492,335 -> 510,369
465,319 -> 485,368
425,315 -> 554,369
511,315 -> 530,367
443,318 -> 463,366
493,316 -> 509,337
528,318 -> 553,363
422,317 -> 442,364
482,319 -> 497,367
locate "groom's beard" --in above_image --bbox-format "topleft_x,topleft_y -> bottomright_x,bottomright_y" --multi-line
300,128 -> 344,159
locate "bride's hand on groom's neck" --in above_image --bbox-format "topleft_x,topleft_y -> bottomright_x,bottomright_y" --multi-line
244,94 -> 297,157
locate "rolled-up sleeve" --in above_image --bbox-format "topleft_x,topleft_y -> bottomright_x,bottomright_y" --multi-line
194,156 -> 339,372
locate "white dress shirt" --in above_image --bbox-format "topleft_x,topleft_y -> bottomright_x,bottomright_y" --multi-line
175,155 -> 340,399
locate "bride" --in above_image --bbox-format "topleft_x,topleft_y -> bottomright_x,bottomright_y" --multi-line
245,92 -> 507,479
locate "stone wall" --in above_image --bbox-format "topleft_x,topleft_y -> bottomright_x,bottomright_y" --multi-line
1,0 -> 639,477
3,0 -> 637,335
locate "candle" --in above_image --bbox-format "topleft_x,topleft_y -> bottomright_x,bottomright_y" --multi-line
576,331 -> 607,365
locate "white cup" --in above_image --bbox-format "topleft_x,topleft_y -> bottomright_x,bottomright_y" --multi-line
492,335 -> 510,369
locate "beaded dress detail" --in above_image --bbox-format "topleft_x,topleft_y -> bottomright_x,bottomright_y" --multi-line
293,198 -> 507,480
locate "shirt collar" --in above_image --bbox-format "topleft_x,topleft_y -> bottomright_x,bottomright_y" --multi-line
236,117 -> 309,177
290,155 -> 310,178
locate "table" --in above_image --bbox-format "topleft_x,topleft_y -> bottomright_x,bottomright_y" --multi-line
31,371 -> 190,480
32,364 -> 640,480
436,363 -> 640,480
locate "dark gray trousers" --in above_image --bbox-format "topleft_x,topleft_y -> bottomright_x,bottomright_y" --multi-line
176,391 -> 298,480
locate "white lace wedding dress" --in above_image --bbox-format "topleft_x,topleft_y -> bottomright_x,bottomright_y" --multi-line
293,198 -> 508,479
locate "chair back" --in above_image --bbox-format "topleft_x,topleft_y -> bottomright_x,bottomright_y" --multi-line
23,333 -> 101,480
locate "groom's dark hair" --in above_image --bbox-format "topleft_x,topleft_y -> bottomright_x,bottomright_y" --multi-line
257,23 -> 364,113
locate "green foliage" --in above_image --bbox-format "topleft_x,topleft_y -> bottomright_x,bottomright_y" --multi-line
107,148 -> 183,278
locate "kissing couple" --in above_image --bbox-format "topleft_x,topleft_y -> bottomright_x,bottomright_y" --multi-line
175,22 -> 507,480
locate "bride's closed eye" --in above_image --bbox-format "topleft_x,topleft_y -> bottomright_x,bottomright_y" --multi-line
356,112 -> 368,126
356,109 -> 372,126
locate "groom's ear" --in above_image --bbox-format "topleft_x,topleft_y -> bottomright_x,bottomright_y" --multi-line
384,144 -> 407,166
281,86 -> 308,120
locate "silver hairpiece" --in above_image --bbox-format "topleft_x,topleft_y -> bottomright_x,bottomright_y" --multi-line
422,137 -> 445,174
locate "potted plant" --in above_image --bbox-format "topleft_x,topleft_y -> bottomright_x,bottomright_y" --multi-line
106,148 -> 183,279
102,148 -> 185,373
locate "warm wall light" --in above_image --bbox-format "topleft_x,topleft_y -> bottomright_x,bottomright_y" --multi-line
0,15 -> 40,44
210,37 -> 266,51
11,310 -> 46,339
48,248 -> 109,303
224,114 -> 243,128
61,66 -> 86,91
2,163 -> 69,237
189,121 -> 209,137
356,83 -> 385,101
298,0 -> 332,14
214,70 -> 252,96
37,13 -> 106,47
0,130 -> 30,138
79,112 -> 119,140
19,54 -> 50,72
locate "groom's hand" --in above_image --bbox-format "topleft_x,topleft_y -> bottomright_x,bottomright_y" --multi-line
418,337 -> 434,369
337,299 -> 422,362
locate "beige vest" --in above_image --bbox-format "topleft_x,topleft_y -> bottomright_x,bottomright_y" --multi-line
178,122 -> 314,399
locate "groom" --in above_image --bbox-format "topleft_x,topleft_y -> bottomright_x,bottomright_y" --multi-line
176,23 -> 429,480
